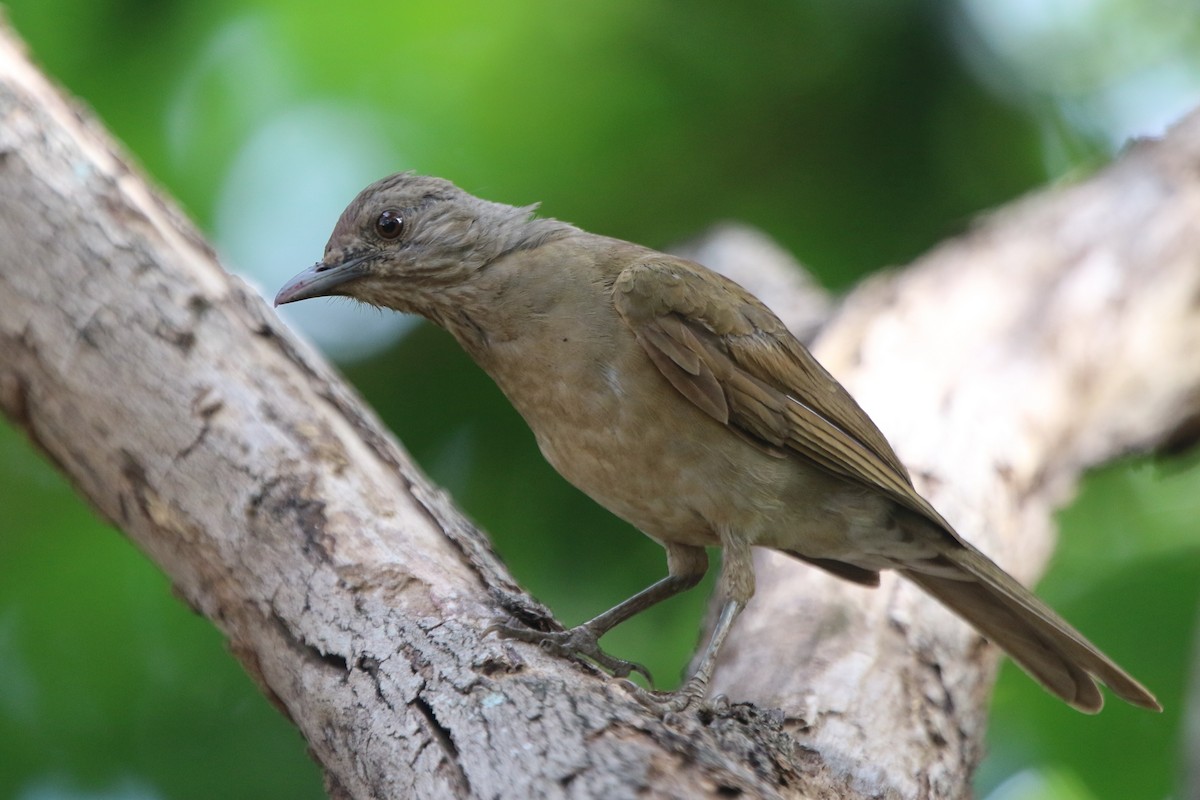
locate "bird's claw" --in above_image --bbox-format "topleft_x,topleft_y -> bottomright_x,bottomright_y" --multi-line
618,675 -> 710,715
487,620 -> 654,686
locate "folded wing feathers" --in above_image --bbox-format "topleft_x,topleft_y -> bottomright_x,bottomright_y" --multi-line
636,317 -> 730,423
636,295 -> 941,521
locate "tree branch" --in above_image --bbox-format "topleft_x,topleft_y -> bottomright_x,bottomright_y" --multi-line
1,21 -> 1194,800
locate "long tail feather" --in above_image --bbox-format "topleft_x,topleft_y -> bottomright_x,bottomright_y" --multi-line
900,543 -> 1159,713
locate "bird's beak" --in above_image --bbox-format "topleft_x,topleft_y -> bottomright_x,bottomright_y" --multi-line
274,253 -> 372,306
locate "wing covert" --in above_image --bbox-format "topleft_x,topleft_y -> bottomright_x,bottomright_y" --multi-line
613,256 -> 945,525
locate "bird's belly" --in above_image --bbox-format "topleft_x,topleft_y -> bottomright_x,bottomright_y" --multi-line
491,342 -> 888,559
522,375 -> 793,549
537,412 -> 903,567
534,419 -> 723,547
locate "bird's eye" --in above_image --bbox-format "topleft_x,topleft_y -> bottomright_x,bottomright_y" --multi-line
375,209 -> 404,240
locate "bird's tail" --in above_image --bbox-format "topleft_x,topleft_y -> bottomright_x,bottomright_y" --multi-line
899,542 -> 1160,713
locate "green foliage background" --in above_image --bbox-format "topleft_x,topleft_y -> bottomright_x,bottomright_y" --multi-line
1,2 -> 1196,798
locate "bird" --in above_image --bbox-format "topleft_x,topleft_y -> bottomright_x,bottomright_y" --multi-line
275,172 -> 1160,714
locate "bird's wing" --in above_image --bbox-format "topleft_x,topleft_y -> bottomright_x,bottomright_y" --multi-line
613,255 -> 948,527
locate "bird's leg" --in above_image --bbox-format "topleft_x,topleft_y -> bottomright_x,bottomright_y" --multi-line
643,598 -> 745,711
629,532 -> 753,712
488,543 -> 708,685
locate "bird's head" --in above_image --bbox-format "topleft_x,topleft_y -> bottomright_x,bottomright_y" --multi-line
275,173 -> 567,314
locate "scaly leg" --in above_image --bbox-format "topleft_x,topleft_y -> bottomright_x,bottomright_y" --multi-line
629,530 -> 754,711
489,543 -> 709,684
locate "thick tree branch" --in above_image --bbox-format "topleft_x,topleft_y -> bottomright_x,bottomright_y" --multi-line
1,22 -> 1195,800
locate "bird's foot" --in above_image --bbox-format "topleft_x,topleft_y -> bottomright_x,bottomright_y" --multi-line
486,621 -> 654,686
620,675 -> 715,715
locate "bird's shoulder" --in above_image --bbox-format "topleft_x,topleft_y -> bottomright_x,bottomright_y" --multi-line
612,253 -> 772,336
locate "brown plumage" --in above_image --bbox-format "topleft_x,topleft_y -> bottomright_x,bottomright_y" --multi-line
276,173 -> 1159,713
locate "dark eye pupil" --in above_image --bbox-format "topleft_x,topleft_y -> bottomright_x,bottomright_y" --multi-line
375,210 -> 403,239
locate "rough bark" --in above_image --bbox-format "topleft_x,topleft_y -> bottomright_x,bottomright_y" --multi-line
1,22 -> 1196,800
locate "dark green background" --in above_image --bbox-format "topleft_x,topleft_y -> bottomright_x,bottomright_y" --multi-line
2,2 -> 1196,798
